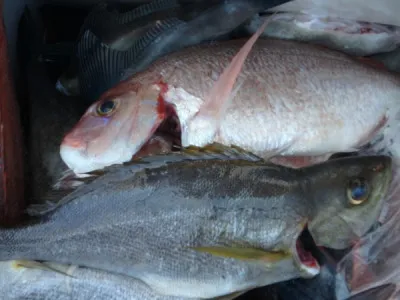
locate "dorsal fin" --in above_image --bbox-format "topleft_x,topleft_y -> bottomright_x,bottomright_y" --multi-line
27,143 -> 265,217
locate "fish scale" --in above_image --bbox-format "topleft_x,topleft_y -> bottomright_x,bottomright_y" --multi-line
61,37 -> 400,174
0,150 -> 392,299
0,261 -> 196,300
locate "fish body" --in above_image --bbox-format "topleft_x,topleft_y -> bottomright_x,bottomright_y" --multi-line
0,261 -> 200,300
56,0 -> 187,99
242,13 -> 400,56
0,151 -> 391,298
61,38 -> 400,175
56,0 -> 293,102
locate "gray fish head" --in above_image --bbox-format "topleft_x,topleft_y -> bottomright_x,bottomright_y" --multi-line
304,155 -> 392,250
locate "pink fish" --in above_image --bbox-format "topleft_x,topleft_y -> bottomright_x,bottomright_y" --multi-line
60,26 -> 400,175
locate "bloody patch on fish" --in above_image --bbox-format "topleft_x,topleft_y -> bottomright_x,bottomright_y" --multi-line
355,56 -> 387,70
356,114 -> 388,148
296,238 -> 319,270
295,225 -> 323,272
132,81 -> 182,158
359,27 -> 373,34
155,80 -> 168,117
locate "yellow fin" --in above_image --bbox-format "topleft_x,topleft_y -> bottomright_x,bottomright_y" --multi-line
182,142 -> 265,162
11,260 -> 74,277
191,246 -> 290,263
213,290 -> 248,300
93,143 -> 263,176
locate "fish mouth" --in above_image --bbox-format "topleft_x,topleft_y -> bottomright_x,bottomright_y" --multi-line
294,226 -> 322,277
134,103 -> 182,158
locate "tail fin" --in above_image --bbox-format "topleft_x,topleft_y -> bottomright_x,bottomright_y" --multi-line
75,17 -> 185,103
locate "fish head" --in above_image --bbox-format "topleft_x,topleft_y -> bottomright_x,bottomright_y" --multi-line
60,82 -> 166,174
306,155 -> 392,250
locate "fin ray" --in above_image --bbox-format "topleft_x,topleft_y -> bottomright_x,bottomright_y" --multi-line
27,143 -> 267,217
12,260 -> 74,277
191,246 -> 291,264
77,17 -> 185,101
182,17 -> 273,146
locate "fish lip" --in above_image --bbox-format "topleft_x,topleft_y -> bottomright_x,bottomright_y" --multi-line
60,143 -> 94,174
61,134 -> 87,150
293,225 -> 321,278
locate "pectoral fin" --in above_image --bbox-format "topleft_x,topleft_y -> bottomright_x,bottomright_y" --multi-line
12,260 -> 74,277
182,17 -> 272,147
191,246 -> 290,264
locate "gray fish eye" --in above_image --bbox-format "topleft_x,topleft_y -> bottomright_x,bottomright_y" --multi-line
347,177 -> 369,205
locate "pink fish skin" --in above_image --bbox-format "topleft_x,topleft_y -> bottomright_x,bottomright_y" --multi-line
60,37 -> 400,175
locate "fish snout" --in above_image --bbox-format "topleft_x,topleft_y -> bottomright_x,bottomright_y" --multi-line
62,133 -> 87,149
60,139 -> 94,174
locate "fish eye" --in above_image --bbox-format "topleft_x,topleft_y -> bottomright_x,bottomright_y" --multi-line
347,178 -> 369,205
96,99 -> 117,116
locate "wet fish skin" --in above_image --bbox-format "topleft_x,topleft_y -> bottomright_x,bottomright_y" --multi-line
57,0 -> 186,100
0,151 -> 392,298
0,261 -> 201,300
242,13 -> 400,56
58,0 -> 293,102
118,0 -> 286,82
61,38 -> 400,175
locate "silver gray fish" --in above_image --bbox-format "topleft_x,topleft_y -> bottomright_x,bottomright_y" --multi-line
0,146 -> 392,299
0,260 -> 231,300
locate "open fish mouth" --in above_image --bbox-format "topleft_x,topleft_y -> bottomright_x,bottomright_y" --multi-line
294,226 -> 322,277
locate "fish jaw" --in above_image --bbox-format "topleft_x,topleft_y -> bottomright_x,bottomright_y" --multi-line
60,82 -> 166,175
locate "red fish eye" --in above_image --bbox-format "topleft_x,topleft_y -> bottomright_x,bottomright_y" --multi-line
96,100 -> 117,116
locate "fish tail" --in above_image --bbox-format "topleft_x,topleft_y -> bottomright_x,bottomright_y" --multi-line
76,17 -> 186,102
77,0 -> 181,40
56,0 -> 184,99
